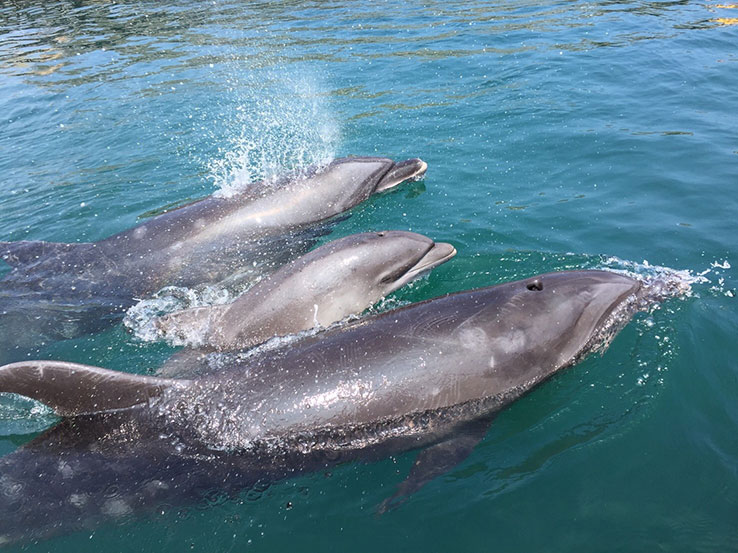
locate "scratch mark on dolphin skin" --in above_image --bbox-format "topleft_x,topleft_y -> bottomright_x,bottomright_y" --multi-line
0,476 -> 23,500
101,498 -> 133,518
57,461 -> 74,479
69,494 -> 88,508
313,304 -> 320,326
395,332 -> 460,348
457,327 -> 489,351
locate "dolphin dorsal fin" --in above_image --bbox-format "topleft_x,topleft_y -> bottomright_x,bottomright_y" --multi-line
0,361 -> 191,416
0,240 -> 87,268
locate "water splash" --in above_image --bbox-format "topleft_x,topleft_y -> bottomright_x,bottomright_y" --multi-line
207,72 -> 341,198
0,395 -> 57,436
596,255 -> 734,391
598,255 -> 732,299
124,285 -> 233,343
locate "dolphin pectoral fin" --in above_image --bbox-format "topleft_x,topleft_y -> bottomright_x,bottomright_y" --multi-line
377,416 -> 494,514
0,240 -> 90,267
0,361 -> 190,416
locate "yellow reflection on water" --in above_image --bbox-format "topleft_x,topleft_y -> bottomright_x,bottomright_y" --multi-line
33,63 -> 64,76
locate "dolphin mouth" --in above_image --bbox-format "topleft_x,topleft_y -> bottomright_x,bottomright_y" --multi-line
400,241 -> 456,284
375,158 -> 428,193
594,277 -> 642,330
573,275 -> 643,363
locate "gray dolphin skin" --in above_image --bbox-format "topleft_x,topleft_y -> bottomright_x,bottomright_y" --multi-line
0,157 -> 427,363
0,270 -> 672,545
154,230 -> 456,359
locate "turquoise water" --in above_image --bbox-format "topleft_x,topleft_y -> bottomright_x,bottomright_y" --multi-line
1,0 -> 737,551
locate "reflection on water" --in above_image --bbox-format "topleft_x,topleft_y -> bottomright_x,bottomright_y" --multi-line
0,0 -> 727,89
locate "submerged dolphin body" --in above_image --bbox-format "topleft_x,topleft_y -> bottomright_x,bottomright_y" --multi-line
0,270 -> 677,545
153,230 -> 456,377
0,157 -> 427,362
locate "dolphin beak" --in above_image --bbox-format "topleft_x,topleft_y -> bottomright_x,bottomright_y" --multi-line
569,272 -> 643,359
592,275 -> 642,329
375,158 -> 428,193
403,241 -> 456,280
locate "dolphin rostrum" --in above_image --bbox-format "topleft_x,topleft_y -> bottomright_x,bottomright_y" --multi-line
152,230 -> 456,376
0,157 -> 427,363
0,270 -> 683,545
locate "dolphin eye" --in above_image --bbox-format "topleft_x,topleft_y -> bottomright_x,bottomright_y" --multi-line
526,279 -> 543,291
377,232 -> 386,237
380,260 -> 416,284
380,269 -> 403,284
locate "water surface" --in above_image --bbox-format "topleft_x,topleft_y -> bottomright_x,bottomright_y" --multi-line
0,1 -> 736,551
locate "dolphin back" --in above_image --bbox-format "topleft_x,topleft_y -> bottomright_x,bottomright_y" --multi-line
0,241 -> 90,268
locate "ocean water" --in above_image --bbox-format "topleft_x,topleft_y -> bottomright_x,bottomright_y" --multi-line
0,0 -> 736,551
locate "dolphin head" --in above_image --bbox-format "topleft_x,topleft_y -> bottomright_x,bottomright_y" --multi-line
311,157 -> 427,214
364,231 -> 456,294
279,230 -> 455,329
495,270 -> 642,370
446,270 -> 646,397
152,231 -> 455,352
373,158 -> 428,192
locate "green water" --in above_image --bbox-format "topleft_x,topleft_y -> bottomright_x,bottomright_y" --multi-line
0,0 -> 737,551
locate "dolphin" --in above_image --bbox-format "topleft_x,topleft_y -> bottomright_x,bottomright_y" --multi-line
0,157 -> 427,363
0,270 -> 680,545
152,230 -> 456,377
